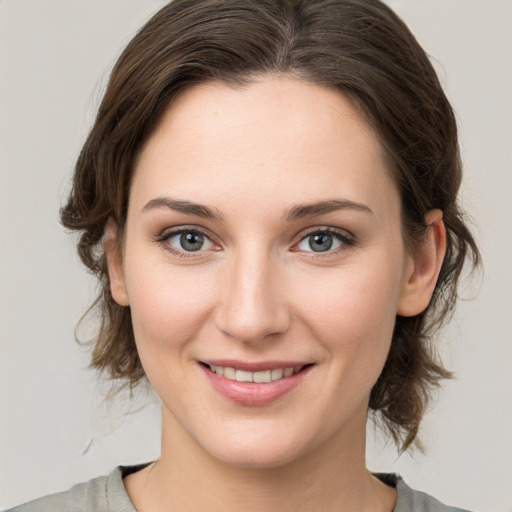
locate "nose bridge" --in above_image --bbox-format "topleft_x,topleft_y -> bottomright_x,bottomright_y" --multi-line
216,242 -> 289,343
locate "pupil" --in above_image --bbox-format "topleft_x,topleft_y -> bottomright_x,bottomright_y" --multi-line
310,233 -> 332,252
181,232 -> 203,251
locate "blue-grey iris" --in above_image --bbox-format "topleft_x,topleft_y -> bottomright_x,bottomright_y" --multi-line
181,232 -> 204,251
309,233 -> 333,252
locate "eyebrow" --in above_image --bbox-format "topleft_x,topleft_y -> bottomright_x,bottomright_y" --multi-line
284,199 -> 373,221
142,197 -> 372,222
142,197 -> 224,221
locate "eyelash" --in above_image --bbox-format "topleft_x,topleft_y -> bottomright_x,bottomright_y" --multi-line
154,227 -> 220,258
154,226 -> 356,258
292,227 -> 356,257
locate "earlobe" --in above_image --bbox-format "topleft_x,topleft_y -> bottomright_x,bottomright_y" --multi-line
103,220 -> 130,307
397,209 -> 446,317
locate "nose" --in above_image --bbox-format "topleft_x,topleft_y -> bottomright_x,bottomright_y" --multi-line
214,246 -> 291,344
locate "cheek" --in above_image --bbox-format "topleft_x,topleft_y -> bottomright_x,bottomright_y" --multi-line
124,256 -> 216,369
294,258 -> 403,374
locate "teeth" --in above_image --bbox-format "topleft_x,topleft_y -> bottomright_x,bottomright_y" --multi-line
223,367 -> 236,379
235,370 -> 253,382
271,368 -> 283,380
209,365 -> 298,382
253,370 -> 271,383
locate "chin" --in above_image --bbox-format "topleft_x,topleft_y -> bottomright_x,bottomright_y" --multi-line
210,443 -> 304,470
197,422 -> 317,470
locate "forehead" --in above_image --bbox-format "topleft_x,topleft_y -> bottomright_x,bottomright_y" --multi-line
132,76 -> 398,220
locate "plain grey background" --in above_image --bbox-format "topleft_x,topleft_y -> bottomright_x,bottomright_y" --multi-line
1,0 -> 511,510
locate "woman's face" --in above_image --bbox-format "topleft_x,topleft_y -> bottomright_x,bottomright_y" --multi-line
109,77 -> 422,468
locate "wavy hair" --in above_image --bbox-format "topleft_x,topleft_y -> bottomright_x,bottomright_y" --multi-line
61,0 -> 480,451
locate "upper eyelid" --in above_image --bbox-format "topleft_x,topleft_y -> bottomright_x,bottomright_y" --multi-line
156,225 -> 354,249
155,227 -> 220,256
295,226 -> 353,241
158,225 -> 217,242
156,227 -> 219,257
292,227 -> 355,254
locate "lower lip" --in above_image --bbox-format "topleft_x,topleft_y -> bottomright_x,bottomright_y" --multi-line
201,365 -> 313,406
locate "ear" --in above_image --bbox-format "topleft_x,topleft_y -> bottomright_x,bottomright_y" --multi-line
103,219 -> 130,306
397,209 -> 446,317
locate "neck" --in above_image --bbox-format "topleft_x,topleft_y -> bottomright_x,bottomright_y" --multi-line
125,406 -> 396,512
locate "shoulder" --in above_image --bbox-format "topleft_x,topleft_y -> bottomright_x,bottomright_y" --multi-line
383,474 -> 472,512
4,465 -> 145,512
4,474 -> 108,512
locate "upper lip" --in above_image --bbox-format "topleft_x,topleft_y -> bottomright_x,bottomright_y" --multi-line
200,359 -> 313,372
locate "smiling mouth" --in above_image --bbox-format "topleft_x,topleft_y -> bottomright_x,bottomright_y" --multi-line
201,363 -> 312,383
200,362 -> 315,405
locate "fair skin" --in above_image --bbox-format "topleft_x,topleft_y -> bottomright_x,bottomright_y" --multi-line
106,76 -> 446,511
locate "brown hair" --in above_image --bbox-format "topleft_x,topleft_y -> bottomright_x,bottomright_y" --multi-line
61,0 -> 480,451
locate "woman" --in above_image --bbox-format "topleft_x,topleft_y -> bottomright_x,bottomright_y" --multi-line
7,0 -> 480,510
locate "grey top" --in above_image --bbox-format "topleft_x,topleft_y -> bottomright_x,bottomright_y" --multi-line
5,464 -> 471,512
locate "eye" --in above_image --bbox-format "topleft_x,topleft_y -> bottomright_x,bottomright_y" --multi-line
162,229 -> 216,253
296,229 -> 352,253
